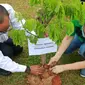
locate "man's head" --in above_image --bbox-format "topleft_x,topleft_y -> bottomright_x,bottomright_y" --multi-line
0,5 -> 9,32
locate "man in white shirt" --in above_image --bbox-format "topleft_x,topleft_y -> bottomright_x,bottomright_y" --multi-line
0,4 -> 43,76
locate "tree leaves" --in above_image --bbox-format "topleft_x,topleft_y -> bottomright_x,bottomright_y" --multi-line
9,0 -> 85,45
8,29 -> 26,46
24,19 -> 37,31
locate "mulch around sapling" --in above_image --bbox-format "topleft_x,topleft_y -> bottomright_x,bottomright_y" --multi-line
26,62 -> 62,85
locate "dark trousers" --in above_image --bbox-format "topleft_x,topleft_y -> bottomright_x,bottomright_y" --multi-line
0,38 -> 23,57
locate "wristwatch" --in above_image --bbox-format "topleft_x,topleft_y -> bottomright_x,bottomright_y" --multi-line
25,66 -> 31,74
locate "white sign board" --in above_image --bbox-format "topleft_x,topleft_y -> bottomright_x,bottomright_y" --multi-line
28,37 -> 57,56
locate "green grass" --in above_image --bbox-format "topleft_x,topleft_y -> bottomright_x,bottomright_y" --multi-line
0,0 -> 85,85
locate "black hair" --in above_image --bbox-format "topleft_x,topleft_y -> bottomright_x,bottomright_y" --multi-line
0,5 -> 9,24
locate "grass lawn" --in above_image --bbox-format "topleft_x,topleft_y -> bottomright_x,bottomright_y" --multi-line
0,0 -> 85,85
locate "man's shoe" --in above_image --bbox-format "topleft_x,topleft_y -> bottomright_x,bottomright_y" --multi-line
0,68 -> 12,76
80,69 -> 85,77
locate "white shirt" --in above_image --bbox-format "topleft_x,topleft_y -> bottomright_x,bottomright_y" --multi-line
0,4 -> 25,43
0,4 -> 27,72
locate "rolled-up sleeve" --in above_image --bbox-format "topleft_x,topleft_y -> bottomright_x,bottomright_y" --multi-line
7,4 -> 25,30
0,51 -> 27,73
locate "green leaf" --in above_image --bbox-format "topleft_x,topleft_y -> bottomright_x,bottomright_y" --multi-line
24,19 -> 37,31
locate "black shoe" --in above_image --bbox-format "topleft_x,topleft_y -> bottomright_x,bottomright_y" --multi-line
0,68 -> 12,76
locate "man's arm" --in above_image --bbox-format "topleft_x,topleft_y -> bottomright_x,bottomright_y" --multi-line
7,4 -> 32,37
0,51 -> 27,72
0,50 -> 43,75
48,35 -> 74,65
5,4 -> 25,30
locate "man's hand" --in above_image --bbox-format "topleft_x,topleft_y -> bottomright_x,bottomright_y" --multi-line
51,65 -> 65,74
30,65 -> 44,75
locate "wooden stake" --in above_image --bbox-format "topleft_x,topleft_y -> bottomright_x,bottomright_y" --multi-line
40,54 -> 46,65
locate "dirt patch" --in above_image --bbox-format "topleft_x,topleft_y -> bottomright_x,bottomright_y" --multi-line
26,64 -> 62,85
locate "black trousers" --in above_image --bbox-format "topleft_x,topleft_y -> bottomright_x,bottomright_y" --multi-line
0,38 -> 23,57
